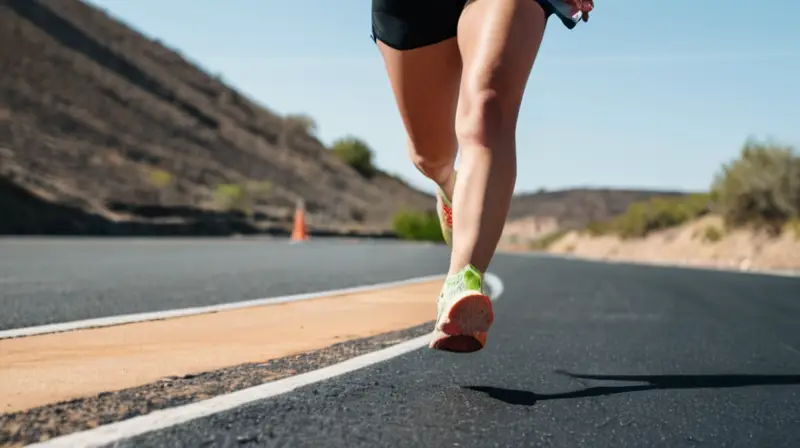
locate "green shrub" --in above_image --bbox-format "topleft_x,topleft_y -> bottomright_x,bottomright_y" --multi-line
604,193 -> 711,239
331,136 -> 376,178
214,181 -> 271,216
702,225 -> 724,243
710,138 -> 800,234
785,218 -> 800,240
585,220 -> 612,236
147,168 -> 174,189
528,230 -> 567,250
284,113 -> 318,136
392,210 -> 444,243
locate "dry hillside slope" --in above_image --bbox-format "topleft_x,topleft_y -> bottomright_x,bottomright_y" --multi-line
548,215 -> 800,273
508,188 -> 688,228
502,188 -> 690,243
0,0 -> 433,236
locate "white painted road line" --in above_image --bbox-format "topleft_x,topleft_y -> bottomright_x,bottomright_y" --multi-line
0,274 -> 445,340
484,271 -> 504,300
28,272 -> 504,448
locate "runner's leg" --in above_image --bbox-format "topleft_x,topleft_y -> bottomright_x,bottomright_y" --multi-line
448,0 -> 549,275
372,1 -> 464,201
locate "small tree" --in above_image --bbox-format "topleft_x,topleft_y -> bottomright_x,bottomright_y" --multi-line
392,210 -> 445,243
147,168 -> 174,189
145,167 -> 174,203
710,138 -> 800,233
331,136 -> 376,178
284,113 -> 318,137
214,181 -> 271,217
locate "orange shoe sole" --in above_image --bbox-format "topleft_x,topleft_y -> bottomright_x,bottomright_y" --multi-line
429,292 -> 493,353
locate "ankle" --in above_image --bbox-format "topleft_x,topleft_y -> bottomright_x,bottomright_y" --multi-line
439,170 -> 457,202
447,263 -> 482,278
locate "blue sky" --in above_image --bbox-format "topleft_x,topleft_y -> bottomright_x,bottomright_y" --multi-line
86,0 -> 799,195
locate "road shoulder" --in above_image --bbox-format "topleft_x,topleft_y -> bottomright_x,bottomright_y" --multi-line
1,278 -> 443,413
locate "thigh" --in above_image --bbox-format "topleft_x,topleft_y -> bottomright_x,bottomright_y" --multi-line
456,0 -> 548,121
372,0 -> 466,160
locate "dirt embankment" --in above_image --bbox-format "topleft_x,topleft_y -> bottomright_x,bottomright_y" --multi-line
545,215 -> 800,274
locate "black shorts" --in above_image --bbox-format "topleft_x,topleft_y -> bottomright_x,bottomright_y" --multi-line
371,0 -> 577,51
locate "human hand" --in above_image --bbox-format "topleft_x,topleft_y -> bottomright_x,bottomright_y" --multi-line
566,0 -> 594,22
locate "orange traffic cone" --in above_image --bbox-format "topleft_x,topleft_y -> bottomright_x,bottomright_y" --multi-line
290,201 -> 309,242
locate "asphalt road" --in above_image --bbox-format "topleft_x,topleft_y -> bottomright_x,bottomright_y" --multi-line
4,238 -> 800,446
0,238 -> 450,330
118,253 -> 800,447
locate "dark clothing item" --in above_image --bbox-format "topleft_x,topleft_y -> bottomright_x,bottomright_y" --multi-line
371,0 -> 577,51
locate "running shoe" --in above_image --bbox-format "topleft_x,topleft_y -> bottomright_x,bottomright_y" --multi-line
429,264 -> 494,353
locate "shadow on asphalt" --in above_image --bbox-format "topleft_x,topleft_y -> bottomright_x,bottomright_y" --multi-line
464,372 -> 800,406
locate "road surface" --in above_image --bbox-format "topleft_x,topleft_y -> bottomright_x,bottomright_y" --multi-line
0,238 -> 449,330
2,238 -> 800,447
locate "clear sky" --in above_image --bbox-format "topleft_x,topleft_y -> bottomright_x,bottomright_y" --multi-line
85,0 -> 799,195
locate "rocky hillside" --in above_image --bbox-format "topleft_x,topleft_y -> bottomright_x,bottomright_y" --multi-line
0,0 -> 434,236
503,188 -> 689,242
501,188 -> 693,246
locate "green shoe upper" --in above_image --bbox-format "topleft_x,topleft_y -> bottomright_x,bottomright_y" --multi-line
436,264 -> 484,320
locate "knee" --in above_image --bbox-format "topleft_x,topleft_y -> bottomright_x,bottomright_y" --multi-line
455,87 -> 517,149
